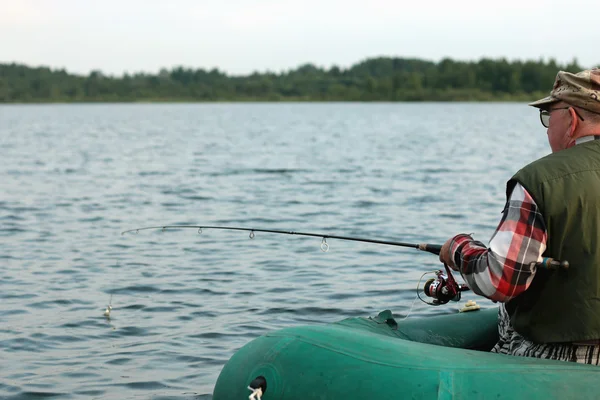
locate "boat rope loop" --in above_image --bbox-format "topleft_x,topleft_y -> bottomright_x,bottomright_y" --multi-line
248,376 -> 267,400
248,387 -> 262,400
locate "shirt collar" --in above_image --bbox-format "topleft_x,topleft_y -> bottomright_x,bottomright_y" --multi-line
575,135 -> 600,145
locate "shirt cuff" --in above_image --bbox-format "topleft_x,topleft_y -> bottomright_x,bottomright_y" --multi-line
447,233 -> 474,271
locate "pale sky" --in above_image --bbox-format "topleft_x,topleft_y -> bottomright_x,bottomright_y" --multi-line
1,0 -> 598,77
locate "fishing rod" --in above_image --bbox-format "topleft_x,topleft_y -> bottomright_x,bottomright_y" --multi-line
122,224 -> 569,306
121,224 -> 569,269
121,225 -> 445,255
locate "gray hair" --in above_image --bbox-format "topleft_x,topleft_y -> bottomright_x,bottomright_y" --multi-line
580,108 -> 600,123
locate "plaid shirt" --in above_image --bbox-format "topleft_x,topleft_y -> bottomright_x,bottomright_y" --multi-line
447,183 -> 547,302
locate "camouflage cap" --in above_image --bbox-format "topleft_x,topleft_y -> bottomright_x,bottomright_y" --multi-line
529,69 -> 600,114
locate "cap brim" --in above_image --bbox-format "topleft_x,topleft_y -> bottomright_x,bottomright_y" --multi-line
528,95 -> 558,109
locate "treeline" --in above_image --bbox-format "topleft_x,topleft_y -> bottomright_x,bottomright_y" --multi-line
0,57 -> 591,103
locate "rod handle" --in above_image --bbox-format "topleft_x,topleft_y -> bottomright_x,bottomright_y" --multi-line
418,243 -> 442,255
419,244 -> 569,270
538,257 -> 569,270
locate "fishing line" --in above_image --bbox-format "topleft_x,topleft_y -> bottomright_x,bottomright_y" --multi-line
121,224 -> 569,312
400,271 -> 437,320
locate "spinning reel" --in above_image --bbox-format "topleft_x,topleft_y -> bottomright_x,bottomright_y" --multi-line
421,264 -> 470,305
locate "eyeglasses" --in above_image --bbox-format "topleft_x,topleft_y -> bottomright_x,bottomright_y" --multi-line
540,106 -> 585,128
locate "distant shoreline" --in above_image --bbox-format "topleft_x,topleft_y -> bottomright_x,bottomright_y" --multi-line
0,98 -> 544,104
1,56 -> 586,103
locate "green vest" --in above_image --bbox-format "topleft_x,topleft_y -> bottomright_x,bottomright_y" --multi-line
506,139 -> 600,343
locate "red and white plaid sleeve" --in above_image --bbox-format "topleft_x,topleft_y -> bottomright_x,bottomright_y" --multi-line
445,183 -> 547,302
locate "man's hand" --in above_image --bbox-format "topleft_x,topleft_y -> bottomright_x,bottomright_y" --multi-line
439,237 -> 458,270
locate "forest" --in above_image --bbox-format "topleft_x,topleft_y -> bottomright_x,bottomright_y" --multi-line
0,57 -> 590,102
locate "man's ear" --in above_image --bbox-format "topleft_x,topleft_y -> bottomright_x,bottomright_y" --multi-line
568,107 -> 579,137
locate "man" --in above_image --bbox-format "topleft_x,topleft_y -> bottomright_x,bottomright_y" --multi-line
439,68 -> 600,364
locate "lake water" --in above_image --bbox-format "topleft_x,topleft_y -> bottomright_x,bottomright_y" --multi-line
1,103 -> 550,399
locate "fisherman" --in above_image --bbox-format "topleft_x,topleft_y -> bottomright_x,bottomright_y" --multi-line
439,68 -> 600,364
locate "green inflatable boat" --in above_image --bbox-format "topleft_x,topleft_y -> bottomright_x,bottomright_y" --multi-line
213,307 -> 600,399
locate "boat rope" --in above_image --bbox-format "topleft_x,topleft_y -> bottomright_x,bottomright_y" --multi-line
248,386 -> 262,400
247,376 -> 267,399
